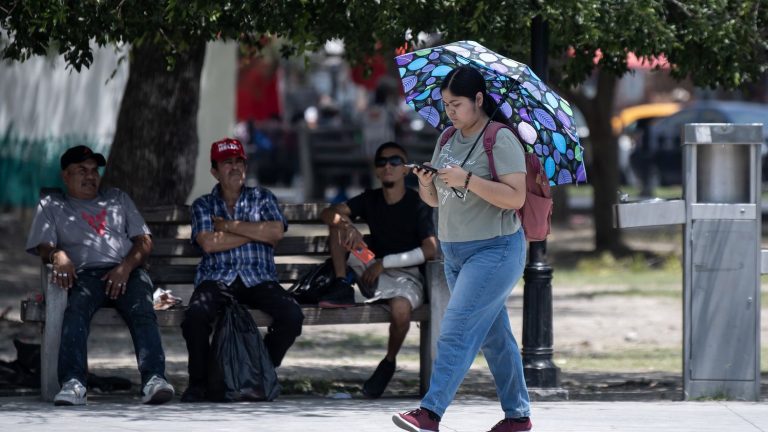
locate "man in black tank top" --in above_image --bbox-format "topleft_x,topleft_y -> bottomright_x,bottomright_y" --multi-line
320,142 -> 437,398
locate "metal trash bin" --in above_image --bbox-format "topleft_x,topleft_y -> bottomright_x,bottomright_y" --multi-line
682,124 -> 761,401
614,123 -> 763,400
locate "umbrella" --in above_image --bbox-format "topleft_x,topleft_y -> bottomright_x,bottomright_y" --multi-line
395,40 -> 586,186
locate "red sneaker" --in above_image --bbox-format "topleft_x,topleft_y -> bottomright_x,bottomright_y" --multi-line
392,408 -> 440,432
487,417 -> 533,432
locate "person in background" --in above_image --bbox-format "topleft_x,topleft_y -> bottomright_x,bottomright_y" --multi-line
320,141 -> 437,398
26,145 -> 174,406
394,65 -> 532,432
180,138 -> 303,402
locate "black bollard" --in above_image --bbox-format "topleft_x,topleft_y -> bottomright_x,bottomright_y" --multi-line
522,15 -> 563,392
522,240 -> 560,387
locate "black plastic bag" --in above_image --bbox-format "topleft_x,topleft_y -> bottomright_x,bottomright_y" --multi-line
0,339 -> 40,389
287,258 -> 336,304
207,300 -> 281,402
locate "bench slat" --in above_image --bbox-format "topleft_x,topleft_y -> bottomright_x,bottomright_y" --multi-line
151,236 -> 330,258
142,203 -> 330,225
21,300 -> 429,326
147,263 -> 321,285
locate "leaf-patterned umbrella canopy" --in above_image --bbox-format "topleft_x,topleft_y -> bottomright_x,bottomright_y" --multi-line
396,40 -> 587,186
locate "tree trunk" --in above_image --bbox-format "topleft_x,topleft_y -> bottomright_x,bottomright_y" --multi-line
585,70 -> 625,252
102,42 -> 206,207
551,185 -> 569,224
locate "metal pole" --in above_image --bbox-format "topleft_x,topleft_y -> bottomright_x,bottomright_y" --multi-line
522,15 -> 561,389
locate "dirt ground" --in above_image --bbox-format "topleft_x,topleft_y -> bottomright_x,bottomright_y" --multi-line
0,209 -> 764,400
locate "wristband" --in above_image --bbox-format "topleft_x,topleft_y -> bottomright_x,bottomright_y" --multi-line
382,247 -> 426,269
464,171 -> 473,191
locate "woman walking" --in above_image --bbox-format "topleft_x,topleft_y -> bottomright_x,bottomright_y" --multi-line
393,65 -> 532,432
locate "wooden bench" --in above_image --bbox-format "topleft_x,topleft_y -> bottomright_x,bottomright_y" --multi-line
296,125 -> 440,200
21,199 -> 449,401
297,125 -> 371,199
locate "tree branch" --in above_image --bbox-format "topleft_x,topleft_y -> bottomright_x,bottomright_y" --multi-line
114,0 -> 126,19
157,28 -> 177,54
0,2 -> 16,16
664,0 -> 692,17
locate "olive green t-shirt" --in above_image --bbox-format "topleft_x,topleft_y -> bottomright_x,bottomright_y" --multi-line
430,126 -> 526,242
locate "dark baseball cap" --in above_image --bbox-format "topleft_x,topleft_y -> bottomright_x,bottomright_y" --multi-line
60,145 -> 107,170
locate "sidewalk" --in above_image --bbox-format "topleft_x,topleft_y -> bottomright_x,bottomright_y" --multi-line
0,395 -> 766,432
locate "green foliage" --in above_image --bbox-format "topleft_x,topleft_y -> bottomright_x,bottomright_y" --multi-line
2,1 -> 766,89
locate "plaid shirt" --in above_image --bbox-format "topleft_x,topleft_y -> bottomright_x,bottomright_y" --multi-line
191,185 -> 287,287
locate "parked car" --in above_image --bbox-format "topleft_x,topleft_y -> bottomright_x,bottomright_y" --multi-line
634,101 -> 768,191
614,103 -> 683,187
612,102 -> 683,136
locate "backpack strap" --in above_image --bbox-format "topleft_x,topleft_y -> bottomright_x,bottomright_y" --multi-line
442,122 -> 517,182
439,126 -> 458,147
481,122 -> 511,181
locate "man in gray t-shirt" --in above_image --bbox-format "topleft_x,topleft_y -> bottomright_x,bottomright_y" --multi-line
25,145 -> 174,406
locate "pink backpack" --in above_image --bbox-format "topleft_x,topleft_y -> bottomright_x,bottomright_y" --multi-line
439,122 -> 553,241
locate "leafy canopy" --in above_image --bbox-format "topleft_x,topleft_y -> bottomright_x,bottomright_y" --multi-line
2,1 -> 766,87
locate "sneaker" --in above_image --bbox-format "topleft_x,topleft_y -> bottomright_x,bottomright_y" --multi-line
54,378 -> 87,406
487,417 -> 533,432
392,408 -> 440,432
362,358 -> 395,398
180,385 -> 208,403
141,375 -> 175,404
318,278 -> 356,308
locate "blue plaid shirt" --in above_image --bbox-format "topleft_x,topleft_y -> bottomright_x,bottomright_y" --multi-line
191,185 -> 287,287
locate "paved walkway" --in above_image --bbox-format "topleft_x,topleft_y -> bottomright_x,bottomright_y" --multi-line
0,395 -> 766,432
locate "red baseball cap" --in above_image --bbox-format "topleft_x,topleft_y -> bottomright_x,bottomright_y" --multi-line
210,138 -> 247,162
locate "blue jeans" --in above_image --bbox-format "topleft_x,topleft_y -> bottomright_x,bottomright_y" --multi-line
421,231 -> 530,418
58,267 -> 166,387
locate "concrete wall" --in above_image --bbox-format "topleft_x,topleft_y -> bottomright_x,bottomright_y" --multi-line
0,46 -> 129,144
189,42 -> 237,204
0,41 -> 237,207
0,46 -> 128,206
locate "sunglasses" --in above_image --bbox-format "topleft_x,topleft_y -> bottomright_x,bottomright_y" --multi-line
374,155 -> 406,167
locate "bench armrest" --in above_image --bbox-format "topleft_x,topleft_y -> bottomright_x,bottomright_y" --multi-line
41,264 -> 67,401
422,259 -> 448,394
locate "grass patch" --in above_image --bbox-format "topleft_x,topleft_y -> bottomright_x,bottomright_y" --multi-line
573,287 -> 682,299
553,251 -> 768,305
568,183 -> 768,202
555,347 -> 682,372
281,377 -> 360,396
553,346 -> 768,374
293,332 -> 389,351
567,185 -> 683,199
555,252 -> 682,287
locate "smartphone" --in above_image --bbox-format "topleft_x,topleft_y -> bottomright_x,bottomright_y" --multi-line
351,246 -> 376,264
405,163 -> 438,173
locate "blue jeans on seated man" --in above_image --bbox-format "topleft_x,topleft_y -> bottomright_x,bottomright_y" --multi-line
420,231 -> 531,419
58,267 -> 167,387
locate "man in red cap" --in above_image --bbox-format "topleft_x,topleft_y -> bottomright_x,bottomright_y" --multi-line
180,138 -> 303,402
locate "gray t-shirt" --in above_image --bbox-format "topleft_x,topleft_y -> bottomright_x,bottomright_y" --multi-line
25,188 -> 151,270
430,127 -> 526,242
